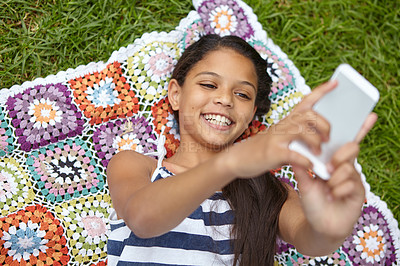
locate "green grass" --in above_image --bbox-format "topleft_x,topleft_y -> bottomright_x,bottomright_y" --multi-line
1,0 -> 399,221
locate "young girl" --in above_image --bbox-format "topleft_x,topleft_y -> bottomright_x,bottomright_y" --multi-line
107,34 -> 377,265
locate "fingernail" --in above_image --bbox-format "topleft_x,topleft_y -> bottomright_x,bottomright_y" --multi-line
328,80 -> 338,87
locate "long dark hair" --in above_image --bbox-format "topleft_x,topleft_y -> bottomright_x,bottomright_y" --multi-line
171,34 -> 288,265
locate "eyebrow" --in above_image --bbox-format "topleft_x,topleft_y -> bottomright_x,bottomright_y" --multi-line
195,71 -> 257,92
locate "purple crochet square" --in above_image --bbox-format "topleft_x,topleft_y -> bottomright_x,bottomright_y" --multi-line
92,116 -> 157,167
342,206 -> 396,265
197,0 -> 254,40
6,83 -> 85,152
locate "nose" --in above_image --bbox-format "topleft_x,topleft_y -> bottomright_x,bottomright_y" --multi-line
213,88 -> 233,107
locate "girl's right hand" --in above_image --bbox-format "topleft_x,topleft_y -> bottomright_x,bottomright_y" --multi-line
223,81 -> 337,178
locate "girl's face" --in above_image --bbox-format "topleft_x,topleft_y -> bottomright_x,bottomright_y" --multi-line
168,48 -> 258,150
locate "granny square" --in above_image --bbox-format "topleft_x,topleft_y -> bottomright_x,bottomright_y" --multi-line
0,204 -> 70,265
25,138 -> 106,204
0,157 -> 35,217
5,83 -> 84,153
92,116 -> 157,168
68,62 -> 139,125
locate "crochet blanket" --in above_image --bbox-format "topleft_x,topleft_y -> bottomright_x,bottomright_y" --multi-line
0,0 -> 399,265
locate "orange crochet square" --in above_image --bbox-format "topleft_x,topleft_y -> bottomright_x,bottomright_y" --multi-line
69,62 -> 139,125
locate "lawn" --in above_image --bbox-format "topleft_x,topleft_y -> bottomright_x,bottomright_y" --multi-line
1,0 -> 399,221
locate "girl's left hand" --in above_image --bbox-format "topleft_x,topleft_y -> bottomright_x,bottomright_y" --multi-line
292,112 -> 377,239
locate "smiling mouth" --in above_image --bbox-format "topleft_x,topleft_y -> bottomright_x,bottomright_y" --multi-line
202,114 -> 233,127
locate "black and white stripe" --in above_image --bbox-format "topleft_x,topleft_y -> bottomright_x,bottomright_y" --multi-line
107,167 -> 235,266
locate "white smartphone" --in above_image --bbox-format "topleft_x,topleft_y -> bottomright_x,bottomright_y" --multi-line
289,64 -> 380,180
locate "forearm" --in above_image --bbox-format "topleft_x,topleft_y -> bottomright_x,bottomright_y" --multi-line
279,185 -> 356,257
124,153 -> 235,238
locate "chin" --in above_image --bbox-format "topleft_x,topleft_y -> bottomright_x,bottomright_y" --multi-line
202,138 -> 235,152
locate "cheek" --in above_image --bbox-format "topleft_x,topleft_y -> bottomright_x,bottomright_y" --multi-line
177,105 -> 199,133
242,103 -> 256,122
180,116 -> 196,133
236,106 -> 255,132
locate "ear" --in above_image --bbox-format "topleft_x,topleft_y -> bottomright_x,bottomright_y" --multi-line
168,79 -> 181,111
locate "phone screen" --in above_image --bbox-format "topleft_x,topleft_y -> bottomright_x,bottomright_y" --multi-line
289,64 -> 379,179
315,67 -> 378,163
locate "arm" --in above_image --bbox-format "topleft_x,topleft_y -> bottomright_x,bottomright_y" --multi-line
279,183 -> 358,256
279,113 -> 377,256
107,81 -> 337,240
109,81 -> 375,248
107,150 -> 236,238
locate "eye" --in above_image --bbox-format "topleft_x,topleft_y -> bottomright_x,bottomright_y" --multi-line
200,83 -> 217,89
235,91 -> 251,100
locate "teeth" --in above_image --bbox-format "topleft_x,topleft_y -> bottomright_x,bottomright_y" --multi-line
204,114 -> 232,126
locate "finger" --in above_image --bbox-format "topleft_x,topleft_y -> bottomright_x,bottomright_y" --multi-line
295,80 -> 338,111
292,164 -> 314,193
327,142 -> 359,173
295,131 -> 324,155
329,165 -> 364,200
329,162 -> 365,200
305,111 -> 331,143
355,113 -> 378,143
286,110 -> 331,152
287,150 -> 313,170
297,110 -> 331,143
327,162 -> 357,188
331,179 -> 357,199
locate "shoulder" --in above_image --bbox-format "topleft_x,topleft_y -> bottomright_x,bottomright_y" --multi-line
107,150 -> 157,187
107,151 -> 158,219
108,150 -> 155,169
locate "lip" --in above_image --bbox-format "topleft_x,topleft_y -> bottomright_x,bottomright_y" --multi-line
200,112 -> 235,131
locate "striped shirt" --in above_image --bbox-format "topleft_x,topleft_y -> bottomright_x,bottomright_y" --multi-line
107,163 -> 236,265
